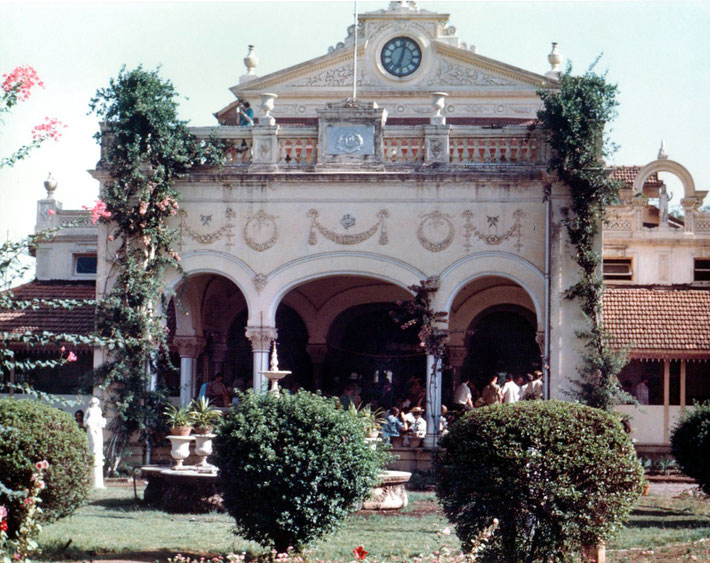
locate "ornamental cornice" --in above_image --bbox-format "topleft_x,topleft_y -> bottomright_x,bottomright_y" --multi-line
173,336 -> 206,358
245,326 -> 278,352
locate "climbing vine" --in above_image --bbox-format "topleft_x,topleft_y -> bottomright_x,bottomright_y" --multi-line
536,62 -> 630,410
89,66 -> 224,467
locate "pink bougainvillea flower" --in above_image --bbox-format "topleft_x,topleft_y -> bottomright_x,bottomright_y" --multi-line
1,65 -> 44,101
82,199 -> 112,225
31,117 -> 66,142
66,351 -> 78,363
353,545 -> 368,560
0,505 -> 7,519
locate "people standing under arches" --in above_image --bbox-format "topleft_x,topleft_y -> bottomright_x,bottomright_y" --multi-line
501,373 -> 521,403
207,373 -> 230,407
453,376 -> 475,411
480,374 -> 503,406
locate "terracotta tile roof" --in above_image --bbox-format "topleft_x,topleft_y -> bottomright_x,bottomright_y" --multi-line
0,280 -> 96,340
611,166 -> 665,190
603,286 -> 710,359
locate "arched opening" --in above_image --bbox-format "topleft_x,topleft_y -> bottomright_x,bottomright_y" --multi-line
276,274 -> 424,407
462,305 -> 540,392
449,275 -> 540,398
325,303 -> 426,406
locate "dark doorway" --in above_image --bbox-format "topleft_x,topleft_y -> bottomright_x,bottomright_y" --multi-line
325,303 -> 426,407
462,306 -> 540,393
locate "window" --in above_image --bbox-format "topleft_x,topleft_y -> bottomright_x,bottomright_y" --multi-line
602,258 -> 632,281
74,254 -> 97,275
694,259 -> 710,282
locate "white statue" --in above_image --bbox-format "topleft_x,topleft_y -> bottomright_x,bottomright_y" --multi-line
659,185 -> 672,227
83,397 -> 106,489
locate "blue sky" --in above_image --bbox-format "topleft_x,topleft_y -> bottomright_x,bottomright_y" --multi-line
1,0 -> 709,244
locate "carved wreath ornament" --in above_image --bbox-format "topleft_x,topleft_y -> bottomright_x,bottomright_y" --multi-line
337,132 -> 364,154
417,210 -> 455,252
244,210 -> 278,252
307,209 -> 389,245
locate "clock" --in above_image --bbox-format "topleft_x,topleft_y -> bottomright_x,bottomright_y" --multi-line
381,37 -> 422,77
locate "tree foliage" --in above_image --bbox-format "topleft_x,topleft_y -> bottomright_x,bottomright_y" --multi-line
536,63 -> 630,409
215,390 -> 389,552
88,66 -> 224,467
670,403 -> 710,495
434,400 -> 643,562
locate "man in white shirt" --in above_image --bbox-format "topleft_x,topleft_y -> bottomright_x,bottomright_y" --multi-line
410,406 -> 427,438
453,377 -> 474,411
501,373 -> 521,403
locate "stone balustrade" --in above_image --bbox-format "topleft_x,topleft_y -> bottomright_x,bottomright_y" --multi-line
192,124 -> 547,168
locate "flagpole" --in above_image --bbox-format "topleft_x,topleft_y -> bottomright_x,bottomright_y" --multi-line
352,0 -> 359,100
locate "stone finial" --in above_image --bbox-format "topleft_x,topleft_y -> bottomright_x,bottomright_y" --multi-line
44,173 -> 57,199
240,45 -> 259,84
658,139 -> 668,160
244,45 -> 258,75
388,1 -> 419,11
545,42 -> 562,79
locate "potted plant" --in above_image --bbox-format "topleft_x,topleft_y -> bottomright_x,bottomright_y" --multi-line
163,404 -> 192,436
188,397 -> 223,435
349,404 -> 385,439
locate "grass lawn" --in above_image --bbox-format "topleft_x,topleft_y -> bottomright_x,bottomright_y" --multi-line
38,485 -> 710,562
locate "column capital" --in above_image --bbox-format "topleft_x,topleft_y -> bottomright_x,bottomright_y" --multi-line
245,326 -> 278,352
173,336 -> 206,358
448,346 -> 467,367
306,343 -> 328,364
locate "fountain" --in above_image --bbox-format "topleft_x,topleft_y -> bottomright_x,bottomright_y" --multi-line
260,341 -> 291,393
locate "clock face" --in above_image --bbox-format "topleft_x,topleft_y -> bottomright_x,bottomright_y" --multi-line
381,37 -> 422,77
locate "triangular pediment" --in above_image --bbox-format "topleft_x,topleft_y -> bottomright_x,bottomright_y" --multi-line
216,3 -> 554,123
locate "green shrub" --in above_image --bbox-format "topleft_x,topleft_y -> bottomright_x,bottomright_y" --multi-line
0,398 -> 92,536
671,403 -> 710,494
214,390 -> 388,552
433,400 -> 643,562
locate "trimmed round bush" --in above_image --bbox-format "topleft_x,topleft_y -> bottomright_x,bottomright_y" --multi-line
671,403 -> 710,494
0,398 -> 92,536
434,400 -> 643,562
214,390 -> 388,552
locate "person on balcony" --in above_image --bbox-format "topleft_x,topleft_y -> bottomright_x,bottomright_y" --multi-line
237,100 -> 254,126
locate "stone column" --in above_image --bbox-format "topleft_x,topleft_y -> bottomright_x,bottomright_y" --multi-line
424,354 -> 443,449
212,339 -> 228,376
448,346 -> 467,390
174,336 -> 205,406
306,343 -> 328,391
245,326 -> 278,392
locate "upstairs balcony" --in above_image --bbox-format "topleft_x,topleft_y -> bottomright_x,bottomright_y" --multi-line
193,123 -> 549,170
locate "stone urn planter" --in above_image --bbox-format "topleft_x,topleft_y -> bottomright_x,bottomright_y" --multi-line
362,470 -> 412,510
193,433 -> 217,472
168,435 -> 194,470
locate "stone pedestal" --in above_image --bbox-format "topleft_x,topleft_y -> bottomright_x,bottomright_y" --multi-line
141,466 -> 224,514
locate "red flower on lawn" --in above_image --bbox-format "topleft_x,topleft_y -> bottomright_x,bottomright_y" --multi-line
353,545 -> 368,560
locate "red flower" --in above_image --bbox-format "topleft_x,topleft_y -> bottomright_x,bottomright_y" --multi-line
353,546 -> 368,560
31,117 -> 66,142
1,65 -> 44,101
82,199 -> 112,225
0,519 -> 7,532
47,209 -> 55,216
66,351 -> 78,363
